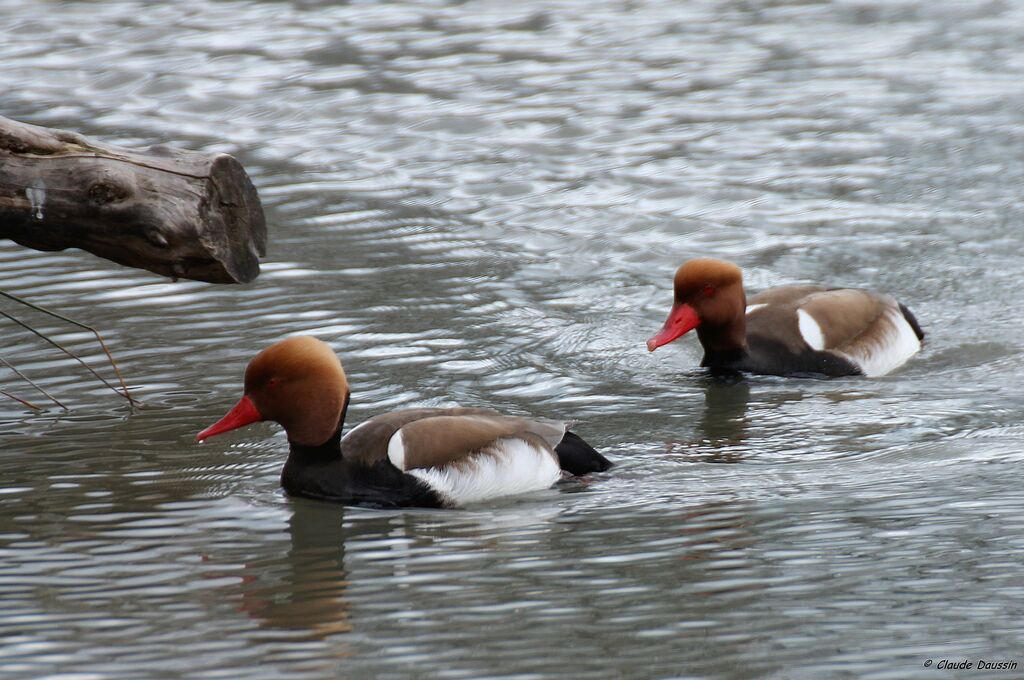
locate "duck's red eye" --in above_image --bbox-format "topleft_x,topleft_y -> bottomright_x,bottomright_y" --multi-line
267,378 -> 278,388
703,284 -> 715,297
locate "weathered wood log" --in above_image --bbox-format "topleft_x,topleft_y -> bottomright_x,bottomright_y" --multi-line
0,115 -> 266,283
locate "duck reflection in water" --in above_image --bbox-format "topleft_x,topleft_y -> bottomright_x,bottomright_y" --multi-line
664,375 -> 752,462
697,376 -> 751,452
234,500 -> 352,640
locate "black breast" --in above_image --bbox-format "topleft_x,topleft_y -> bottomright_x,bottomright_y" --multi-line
702,335 -> 862,377
280,436 -> 444,508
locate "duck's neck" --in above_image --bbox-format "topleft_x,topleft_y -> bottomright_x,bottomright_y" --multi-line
286,426 -> 343,461
696,307 -> 748,366
281,426 -> 346,501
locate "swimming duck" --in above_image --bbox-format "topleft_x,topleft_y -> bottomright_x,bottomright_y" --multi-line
197,336 -> 610,507
647,258 -> 924,377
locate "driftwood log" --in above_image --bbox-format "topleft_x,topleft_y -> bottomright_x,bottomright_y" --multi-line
0,116 -> 266,284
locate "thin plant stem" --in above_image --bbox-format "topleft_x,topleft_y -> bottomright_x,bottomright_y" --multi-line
0,356 -> 68,409
0,390 -> 41,411
0,291 -> 135,406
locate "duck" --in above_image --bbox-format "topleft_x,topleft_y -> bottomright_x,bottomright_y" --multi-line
646,258 -> 924,377
196,336 -> 611,508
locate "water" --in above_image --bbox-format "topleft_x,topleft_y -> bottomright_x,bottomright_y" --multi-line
2,1 -> 1024,678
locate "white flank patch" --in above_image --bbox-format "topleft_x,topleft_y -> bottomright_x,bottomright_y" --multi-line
407,437 -> 561,506
796,308 -> 826,350
834,307 -> 921,377
386,430 -> 407,470
745,303 -> 767,315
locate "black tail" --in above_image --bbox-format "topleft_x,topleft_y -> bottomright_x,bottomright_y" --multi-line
555,431 -> 612,475
898,302 -> 925,341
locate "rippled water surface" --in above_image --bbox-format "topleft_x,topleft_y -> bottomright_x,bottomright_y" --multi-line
2,1 -> 1024,678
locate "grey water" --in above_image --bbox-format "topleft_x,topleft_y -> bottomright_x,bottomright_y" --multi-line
2,1 -> 1024,678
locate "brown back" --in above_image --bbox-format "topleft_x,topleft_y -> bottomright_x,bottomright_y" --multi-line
748,284 -> 827,307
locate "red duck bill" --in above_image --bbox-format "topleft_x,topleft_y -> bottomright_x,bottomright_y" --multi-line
647,303 -> 701,352
196,395 -> 263,441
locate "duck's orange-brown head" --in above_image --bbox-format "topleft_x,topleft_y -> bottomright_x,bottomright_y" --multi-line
196,336 -> 349,447
647,258 -> 746,352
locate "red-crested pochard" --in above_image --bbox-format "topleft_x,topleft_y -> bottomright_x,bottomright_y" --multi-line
196,336 -> 610,508
647,259 -> 924,377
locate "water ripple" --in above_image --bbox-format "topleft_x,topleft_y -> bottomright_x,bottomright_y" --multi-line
3,0 -> 1024,677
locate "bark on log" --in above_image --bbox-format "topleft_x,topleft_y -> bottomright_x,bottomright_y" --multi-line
0,116 -> 266,283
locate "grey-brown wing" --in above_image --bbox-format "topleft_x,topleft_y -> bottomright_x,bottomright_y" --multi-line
341,407 -> 500,465
797,288 -> 890,350
341,407 -> 564,469
386,414 -> 565,471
